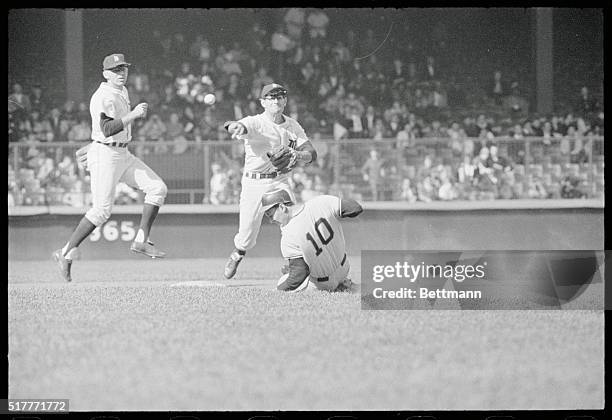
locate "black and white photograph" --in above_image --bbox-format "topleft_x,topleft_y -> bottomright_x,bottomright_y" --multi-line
7,7 -> 605,419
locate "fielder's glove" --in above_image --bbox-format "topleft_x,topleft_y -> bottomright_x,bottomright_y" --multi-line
266,144 -> 298,172
75,143 -> 91,171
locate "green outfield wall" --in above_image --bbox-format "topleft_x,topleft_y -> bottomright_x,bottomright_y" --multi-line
8,200 -> 604,261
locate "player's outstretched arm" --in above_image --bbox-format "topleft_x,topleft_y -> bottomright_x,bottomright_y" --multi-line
223,121 -> 248,138
340,198 -> 363,218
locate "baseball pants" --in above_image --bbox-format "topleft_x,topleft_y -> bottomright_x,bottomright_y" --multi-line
85,141 -> 167,226
233,174 -> 295,251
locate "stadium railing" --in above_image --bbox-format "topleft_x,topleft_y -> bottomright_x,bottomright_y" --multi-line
7,136 -> 604,206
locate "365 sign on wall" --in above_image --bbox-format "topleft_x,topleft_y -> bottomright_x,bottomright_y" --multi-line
90,220 -> 137,242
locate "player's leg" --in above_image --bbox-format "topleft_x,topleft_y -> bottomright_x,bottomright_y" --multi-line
53,143 -> 119,281
224,178 -> 266,278
311,259 -> 351,292
121,155 -> 167,258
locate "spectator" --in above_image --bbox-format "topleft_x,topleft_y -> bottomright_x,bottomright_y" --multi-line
284,7 -> 306,41
190,34 -> 212,63
249,22 -> 269,62
371,118 -> 389,140
560,125 -> 576,156
551,114 -> 567,137
252,67 -> 274,97
428,120 -> 447,138
30,84 -> 47,115
487,145 -> 512,174
560,174 -> 587,199
307,8 -> 329,39
165,112 -> 188,154
542,121 -> 553,143
503,81 -> 529,118
67,118 -> 92,143
209,162 -> 228,205
139,113 -> 167,152
76,101 -> 89,122
182,106 -> 196,140
424,56 -> 438,81
345,105 -> 367,139
387,113 -> 402,137
363,105 -> 377,136
575,86 -> 599,117
570,127 -> 587,164
437,168 -> 459,201
463,116 -> 480,138
472,146 -> 497,199
400,178 -> 417,202
361,149 -> 384,200
489,70 -> 507,106
26,110 -> 52,142
526,174 -> 548,199
396,123 -> 416,149
8,83 -> 31,114
270,23 -> 295,79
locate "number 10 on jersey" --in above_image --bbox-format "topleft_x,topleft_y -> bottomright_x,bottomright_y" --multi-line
306,217 -> 334,256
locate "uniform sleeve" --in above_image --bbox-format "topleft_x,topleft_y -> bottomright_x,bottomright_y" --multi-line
102,97 -> 117,118
89,93 -> 104,132
340,198 -> 363,218
280,234 -> 303,260
291,120 -> 309,148
317,195 -> 341,219
238,115 -> 257,136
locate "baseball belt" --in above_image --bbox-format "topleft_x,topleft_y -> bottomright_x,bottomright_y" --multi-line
95,141 -> 129,148
244,171 -> 280,179
315,254 -> 347,283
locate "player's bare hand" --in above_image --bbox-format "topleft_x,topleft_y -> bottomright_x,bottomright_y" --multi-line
132,103 -> 148,119
229,122 -> 246,139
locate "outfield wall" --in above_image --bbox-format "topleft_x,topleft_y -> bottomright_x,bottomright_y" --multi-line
8,200 -> 604,261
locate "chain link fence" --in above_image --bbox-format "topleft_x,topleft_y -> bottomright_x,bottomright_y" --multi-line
8,136 -> 604,206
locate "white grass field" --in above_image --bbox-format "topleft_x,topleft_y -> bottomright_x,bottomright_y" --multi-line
8,256 -> 604,412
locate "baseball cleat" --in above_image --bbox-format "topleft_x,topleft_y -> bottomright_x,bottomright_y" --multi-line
224,250 -> 244,279
337,278 -> 354,292
52,249 -> 72,282
130,241 -> 166,258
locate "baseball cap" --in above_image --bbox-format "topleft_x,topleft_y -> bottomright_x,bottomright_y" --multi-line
260,83 -> 288,99
103,53 -> 131,70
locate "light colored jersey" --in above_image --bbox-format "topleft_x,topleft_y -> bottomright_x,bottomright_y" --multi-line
90,82 -> 132,143
280,195 -> 346,278
237,113 -> 308,173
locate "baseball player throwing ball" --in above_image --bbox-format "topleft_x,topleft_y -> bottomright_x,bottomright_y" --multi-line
222,83 -> 317,279
52,53 -> 168,282
261,188 -> 363,292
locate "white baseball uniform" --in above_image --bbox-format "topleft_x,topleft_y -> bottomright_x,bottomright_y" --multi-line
233,112 -> 308,251
280,195 -> 350,291
85,82 -> 167,226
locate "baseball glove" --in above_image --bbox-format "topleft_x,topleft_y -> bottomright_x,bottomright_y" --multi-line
75,143 -> 91,171
266,144 -> 298,172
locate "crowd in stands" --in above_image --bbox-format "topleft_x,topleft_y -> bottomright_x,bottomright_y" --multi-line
8,8 -> 604,207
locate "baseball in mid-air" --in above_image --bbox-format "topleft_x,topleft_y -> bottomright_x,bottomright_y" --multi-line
204,93 -> 216,105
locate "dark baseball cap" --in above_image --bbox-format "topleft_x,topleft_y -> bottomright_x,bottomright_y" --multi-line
260,83 -> 288,99
103,53 -> 131,70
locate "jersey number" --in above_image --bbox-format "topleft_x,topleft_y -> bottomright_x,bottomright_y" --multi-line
305,217 -> 334,256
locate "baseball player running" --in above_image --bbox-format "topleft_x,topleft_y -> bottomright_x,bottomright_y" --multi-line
52,53 -> 168,282
261,188 -> 363,292
222,83 -> 317,279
